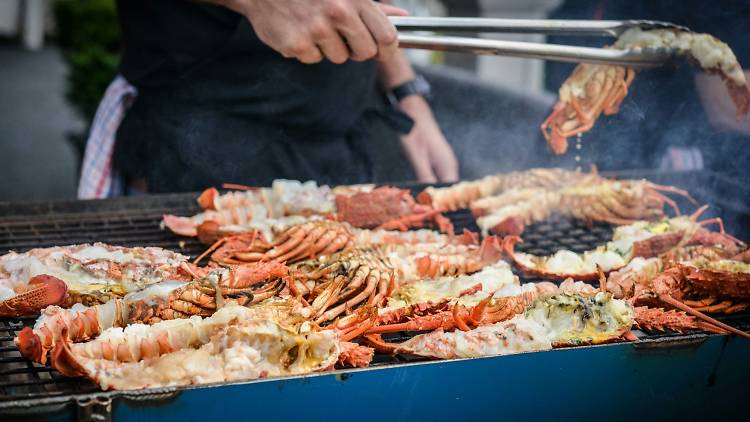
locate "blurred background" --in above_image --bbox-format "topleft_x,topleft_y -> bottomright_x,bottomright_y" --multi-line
0,0 -> 748,201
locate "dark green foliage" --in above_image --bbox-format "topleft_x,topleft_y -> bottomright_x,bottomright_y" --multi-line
53,0 -> 120,122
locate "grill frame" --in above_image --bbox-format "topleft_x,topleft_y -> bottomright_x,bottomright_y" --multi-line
1,172 -> 748,416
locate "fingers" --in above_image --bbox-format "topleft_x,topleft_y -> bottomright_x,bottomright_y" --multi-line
430,139 -> 459,183
292,40 -> 325,64
330,4 -> 378,62
310,19 -> 350,64
376,3 -> 409,17
401,134 -> 438,183
360,3 -> 400,61
246,0 -> 404,64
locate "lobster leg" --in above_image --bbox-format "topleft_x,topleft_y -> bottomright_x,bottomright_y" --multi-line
315,270 -> 380,323
365,311 -> 458,334
363,334 -> 401,354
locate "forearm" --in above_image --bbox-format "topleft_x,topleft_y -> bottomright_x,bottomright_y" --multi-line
377,50 -> 416,90
375,0 -> 414,89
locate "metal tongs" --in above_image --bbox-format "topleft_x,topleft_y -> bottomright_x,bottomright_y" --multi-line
392,17 -> 690,68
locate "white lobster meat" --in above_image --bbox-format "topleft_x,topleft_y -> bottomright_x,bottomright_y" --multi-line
372,293 -> 634,359
51,303 -> 341,390
0,243 -> 189,316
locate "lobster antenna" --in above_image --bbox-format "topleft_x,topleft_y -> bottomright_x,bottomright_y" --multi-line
648,190 -> 681,216
659,294 -> 750,340
649,183 -> 699,206
689,204 -> 710,222
193,236 -> 228,265
222,183 -> 259,191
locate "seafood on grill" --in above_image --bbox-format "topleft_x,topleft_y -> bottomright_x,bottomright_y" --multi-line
366,292 -> 635,359
637,260 -> 750,339
289,247 -> 400,323
503,209 -> 745,281
603,256 -> 750,338
382,260 -> 523,309
201,217 -> 475,267
542,28 -> 750,154
335,186 -> 453,233
417,167 -> 588,212
392,235 -> 502,280
363,285 -> 561,336
0,243 -> 190,317
165,182 -> 452,241
285,234 -> 505,324
50,302 -> 373,390
16,263 -> 289,363
473,176 -> 692,236
330,260 -> 582,336
163,179 -> 335,238
202,220 -> 355,265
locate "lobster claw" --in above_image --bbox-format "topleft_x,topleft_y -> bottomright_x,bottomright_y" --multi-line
0,274 -> 67,317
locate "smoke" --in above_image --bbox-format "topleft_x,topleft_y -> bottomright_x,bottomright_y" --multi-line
424,59 -> 750,239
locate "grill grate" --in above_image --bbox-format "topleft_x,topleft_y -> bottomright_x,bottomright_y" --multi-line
0,191 -> 748,407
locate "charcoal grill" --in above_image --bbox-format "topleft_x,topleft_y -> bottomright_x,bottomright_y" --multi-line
1,173 -> 748,421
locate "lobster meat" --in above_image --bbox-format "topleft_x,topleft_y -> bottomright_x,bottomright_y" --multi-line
542,28 -> 750,155
163,180 -> 335,238
504,208 -> 745,282
16,263 -> 288,363
417,167 -> 588,212
50,302 -> 371,390
366,292 -> 635,358
474,176 -> 692,236
0,243 -> 191,317
335,186 -> 453,234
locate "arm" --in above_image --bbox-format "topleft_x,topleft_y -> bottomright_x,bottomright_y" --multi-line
209,0 -> 407,63
377,47 -> 459,183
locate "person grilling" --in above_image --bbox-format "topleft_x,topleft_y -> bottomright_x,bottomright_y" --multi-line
78,0 -> 459,198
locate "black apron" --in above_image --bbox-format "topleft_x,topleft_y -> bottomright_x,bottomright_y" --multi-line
113,0 -> 414,192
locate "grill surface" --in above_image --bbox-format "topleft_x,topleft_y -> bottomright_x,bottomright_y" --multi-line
1,180 -> 748,410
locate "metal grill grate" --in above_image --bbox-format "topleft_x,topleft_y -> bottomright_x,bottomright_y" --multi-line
0,189 -> 748,408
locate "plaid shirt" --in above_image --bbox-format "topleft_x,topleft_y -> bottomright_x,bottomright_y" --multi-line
77,75 -> 138,199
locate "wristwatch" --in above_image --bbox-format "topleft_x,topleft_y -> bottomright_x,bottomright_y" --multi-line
385,74 -> 432,108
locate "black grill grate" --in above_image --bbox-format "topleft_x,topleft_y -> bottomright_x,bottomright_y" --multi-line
0,190 -> 748,408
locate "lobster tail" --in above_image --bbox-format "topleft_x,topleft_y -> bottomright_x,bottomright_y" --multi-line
50,329 -> 88,378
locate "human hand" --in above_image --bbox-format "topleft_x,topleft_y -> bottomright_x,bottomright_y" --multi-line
399,96 -> 459,183
223,0 -> 407,64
